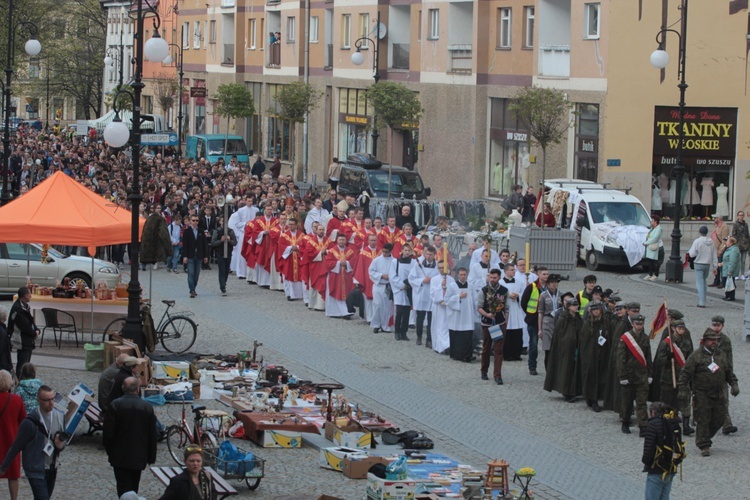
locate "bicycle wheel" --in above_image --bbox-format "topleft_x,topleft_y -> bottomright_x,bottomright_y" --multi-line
166,425 -> 188,466
200,432 -> 219,467
102,317 -> 126,339
246,477 -> 261,490
160,315 -> 197,353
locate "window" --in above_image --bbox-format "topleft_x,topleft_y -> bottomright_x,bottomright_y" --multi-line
428,9 -> 439,40
358,13 -> 369,49
209,20 -> 217,44
286,16 -> 295,42
576,104 -> 600,182
249,19 -> 256,49
182,22 -> 190,49
523,6 -> 534,48
193,21 -> 201,49
488,98 -> 529,198
584,3 -> 600,39
28,59 -> 40,79
310,16 -> 319,43
341,14 -> 351,48
498,8 -> 511,49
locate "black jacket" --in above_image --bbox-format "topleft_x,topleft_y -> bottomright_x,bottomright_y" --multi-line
141,214 -> 173,264
210,226 -> 237,250
107,366 -> 133,408
0,323 -> 11,372
250,160 -> 266,178
159,469 -> 218,500
182,226 -> 209,260
642,416 -> 681,474
8,299 -> 37,351
104,394 -> 158,470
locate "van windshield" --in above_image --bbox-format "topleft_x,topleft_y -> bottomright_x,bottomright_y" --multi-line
590,202 -> 651,226
366,170 -> 424,195
207,139 -> 247,156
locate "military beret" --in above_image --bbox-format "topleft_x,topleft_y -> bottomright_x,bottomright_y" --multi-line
627,302 -> 641,310
671,319 -> 685,327
702,328 -> 721,340
668,309 -> 684,320
711,315 -> 725,324
632,314 -> 646,322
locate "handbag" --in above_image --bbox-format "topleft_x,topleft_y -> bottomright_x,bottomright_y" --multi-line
488,323 -> 504,341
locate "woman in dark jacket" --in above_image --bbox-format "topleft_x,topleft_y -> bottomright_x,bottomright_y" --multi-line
160,446 -> 217,500
0,306 -> 12,373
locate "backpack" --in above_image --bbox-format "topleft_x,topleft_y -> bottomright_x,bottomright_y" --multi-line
652,413 -> 687,480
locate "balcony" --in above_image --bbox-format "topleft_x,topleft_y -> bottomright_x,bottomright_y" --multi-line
267,43 -> 281,67
447,44 -> 472,74
222,44 -> 234,65
538,44 -> 570,78
391,43 -> 409,70
325,43 -> 333,69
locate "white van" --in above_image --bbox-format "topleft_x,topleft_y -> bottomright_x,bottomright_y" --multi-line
544,179 -> 664,271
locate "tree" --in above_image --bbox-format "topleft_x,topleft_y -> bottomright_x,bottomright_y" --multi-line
103,84 -> 134,112
153,74 -> 178,121
509,87 -> 575,228
213,83 -> 255,163
274,81 -> 323,179
364,82 -> 423,199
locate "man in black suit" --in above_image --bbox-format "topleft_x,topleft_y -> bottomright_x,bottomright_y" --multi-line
322,188 -> 338,213
182,214 -> 209,297
198,206 -> 216,270
104,377 -> 158,497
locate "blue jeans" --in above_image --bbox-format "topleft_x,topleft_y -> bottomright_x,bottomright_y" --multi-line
186,257 -> 202,294
694,263 -> 710,306
169,245 -> 180,269
28,467 -> 57,500
645,472 -> 675,500
527,322 -> 539,371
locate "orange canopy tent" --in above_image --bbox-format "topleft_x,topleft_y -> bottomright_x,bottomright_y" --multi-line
0,171 -> 144,253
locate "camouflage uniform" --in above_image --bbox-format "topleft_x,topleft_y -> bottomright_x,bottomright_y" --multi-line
655,331 -> 693,417
679,344 -> 738,451
717,331 -> 735,433
617,324 -> 653,429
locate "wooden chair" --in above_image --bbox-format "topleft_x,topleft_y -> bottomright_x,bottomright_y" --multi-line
41,308 -> 79,348
84,402 -> 105,436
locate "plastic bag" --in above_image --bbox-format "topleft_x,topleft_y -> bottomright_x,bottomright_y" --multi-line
228,420 -> 245,439
161,381 -> 193,402
143,394 -> 167,406
385,455 -> 408,480
217,440 -> 255,475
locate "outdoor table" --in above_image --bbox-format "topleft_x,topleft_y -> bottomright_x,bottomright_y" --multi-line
22,295 -> 128,339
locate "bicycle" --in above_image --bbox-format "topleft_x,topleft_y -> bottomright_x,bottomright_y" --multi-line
165,393 -> 220,466
103,299 -> 198,353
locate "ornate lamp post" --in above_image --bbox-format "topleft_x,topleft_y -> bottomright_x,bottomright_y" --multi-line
104,28 -> 126,92
163,25 -> 185,159
350,10 -> 382,158
103,0 -> 169,349
650,0 -> 688,283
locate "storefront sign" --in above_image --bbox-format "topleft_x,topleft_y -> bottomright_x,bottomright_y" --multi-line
344,115 -> 368,125
190,87 -> 207,98
653,106 -> 737,160
579,138 -> 597,153
505,130 -> 528,142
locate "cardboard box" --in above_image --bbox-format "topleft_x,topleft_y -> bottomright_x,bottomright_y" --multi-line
366,473 -> 416,500
319,447 -> 368,472
104,340 -> 121,366
152,361 -> 191,379
62,383 -> 96,436
324,421 -> 373,449
113,345 -> 135,359
131,357 -> 151,387
342,456 -> 391,479
259,429 -> 303,448
121,338 -> 142,358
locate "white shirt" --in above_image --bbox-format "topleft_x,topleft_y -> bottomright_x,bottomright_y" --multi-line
470,247 -> 501,270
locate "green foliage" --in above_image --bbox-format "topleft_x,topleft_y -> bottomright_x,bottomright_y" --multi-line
508,87 -> 575,151
104,84 -> 134,112
213,83 -> 255,119
274,81 -> 323,123
153,74 -> 178,115
364,82 -> 423,130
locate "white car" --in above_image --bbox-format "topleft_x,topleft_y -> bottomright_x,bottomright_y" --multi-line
0,243 -> 120,293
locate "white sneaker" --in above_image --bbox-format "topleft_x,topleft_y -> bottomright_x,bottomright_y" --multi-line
153,263 -> 159,270
643,275 -> 652,281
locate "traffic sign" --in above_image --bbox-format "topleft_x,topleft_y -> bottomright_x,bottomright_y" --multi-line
26,104 -> 34,113
141,132 -> 179,146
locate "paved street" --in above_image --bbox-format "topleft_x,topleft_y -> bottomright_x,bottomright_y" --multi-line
9,261 -> 750,499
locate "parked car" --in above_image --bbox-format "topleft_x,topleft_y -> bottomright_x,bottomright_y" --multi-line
337,154 -> 431,200
0,243 -> 120,293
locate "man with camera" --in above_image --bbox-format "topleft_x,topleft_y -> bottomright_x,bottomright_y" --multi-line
0,385 -> 67,499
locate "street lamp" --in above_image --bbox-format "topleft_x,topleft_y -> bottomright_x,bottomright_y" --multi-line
650,0 -> 688,283
2,3 -> 41,206
350,10 -> 381,158
104,28 -> 126,93
164,25 -> 185,159
103,0 -> 169,350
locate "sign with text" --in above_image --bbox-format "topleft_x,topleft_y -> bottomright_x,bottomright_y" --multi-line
653,106 -> 737,164
190,87 -> 207,98
142,132 -> 179,146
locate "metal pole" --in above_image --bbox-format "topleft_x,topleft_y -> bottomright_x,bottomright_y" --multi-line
371,10 -> 380,159
46,57 -> 50,128
665,0 -> 688,284
177,25 -> 184,159
2,0 -> 14,206
302,0 -> 310,182
121,0 -> 145,349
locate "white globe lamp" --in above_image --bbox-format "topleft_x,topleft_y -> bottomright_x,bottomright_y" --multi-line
104,55 -> 114,66
104,120 -> 130,148
144,36 -> 169,62
163,54 -> 173,65
351,50 -> 365,66
25,39 -> 42,56
650,49 -> 670,69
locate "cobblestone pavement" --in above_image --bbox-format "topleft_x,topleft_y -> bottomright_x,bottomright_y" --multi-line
8,262 -> 750,499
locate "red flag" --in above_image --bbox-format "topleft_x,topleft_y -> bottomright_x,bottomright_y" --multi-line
533,188 -> 544,224
665,337 -> 686,368
649,301 -> 668,340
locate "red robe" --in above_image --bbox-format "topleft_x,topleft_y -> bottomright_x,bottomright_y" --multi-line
269,225 -> 284,276
299,234 -> 311,286
435,246 -> 456,272
377,226 -> 402,251
277,230 -> 305,283
252,216 -> 279,272
305,236 -> 330,295
326,216 -> 351,241
241,219 -> 257,268
353,246 -> 379,299
394,234 -> 418,259
325,245 -> 356,301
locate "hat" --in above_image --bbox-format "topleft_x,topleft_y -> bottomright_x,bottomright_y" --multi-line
631,314 -> 645,323
668,309 -> 684,320
336,200 -> 349,213
592,285 -> 603,294
565,298 -> 579,307
547,274 -> 561,283
285,197 -> 296,207
609,295 -> 622,303
702,328 -> 721,340
602,288 -> 613,298
671,319 -> 685,327
615,301 -> 626,309
699,225 -> 708,235
711,315 -> 725,324
588,300 -> 603,309
123,356 -> 139,367
627,302 -> 641,311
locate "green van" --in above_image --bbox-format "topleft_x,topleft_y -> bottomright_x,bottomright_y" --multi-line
185,134 -> 250,165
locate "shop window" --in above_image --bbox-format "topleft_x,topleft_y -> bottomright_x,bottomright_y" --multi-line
488,97 -> 529,198
575,103 -> 599,182
267,116 -> 291,161
195,105 -> 205,134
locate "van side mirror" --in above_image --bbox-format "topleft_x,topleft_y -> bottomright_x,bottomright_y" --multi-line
576,216 -> 588,228
425,187 -> 431,197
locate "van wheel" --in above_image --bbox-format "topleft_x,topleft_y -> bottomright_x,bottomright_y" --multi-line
585,250 -> 600,271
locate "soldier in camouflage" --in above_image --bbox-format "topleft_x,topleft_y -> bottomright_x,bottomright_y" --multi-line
617,314 -> 653,436
708,316 -> 738,435
654,319 -> 694,434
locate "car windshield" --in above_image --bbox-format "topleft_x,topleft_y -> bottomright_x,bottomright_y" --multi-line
366,170 -> 424,194
207,139 -> 247,156
590,202 -> 651,226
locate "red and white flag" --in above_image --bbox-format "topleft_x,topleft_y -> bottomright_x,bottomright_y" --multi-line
621,332 -> 647,368
665,337 -> 686,368
649,300 -> 668,340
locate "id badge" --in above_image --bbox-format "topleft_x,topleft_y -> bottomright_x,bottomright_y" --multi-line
598,335 -> 606,346
43,441 -> 54,457
708,362 -> 719,373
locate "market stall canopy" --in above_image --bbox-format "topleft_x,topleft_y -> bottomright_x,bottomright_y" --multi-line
0,171 -> 144,251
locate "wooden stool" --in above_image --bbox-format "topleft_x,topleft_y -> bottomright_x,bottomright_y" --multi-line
484,459 -> 510,498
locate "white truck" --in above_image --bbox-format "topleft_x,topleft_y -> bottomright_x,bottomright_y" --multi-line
544,179 -> 663,271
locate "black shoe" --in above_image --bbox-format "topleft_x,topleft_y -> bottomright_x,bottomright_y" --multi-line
529,370 -> 538,376
481,373 -> 489,381
621,422 -> 631,434
395,332 -> 401,341
425,341 -> 432,349
586,400 -> 593,407
521,347 -> 528,355
683,417 -> 694,436
464,356 -> 477,363
495,378 -> 504,385
563,395 -> 576,403
402,335 -> 410,341
342,315 -> 351,321
722,425 -> 738,435
591,402 -> 602,413
639,427 -> 647,438
416,338 -> 422,346
373,328 -> 380,334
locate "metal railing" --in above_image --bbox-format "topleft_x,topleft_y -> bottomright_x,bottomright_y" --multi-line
391,43 -> 409,70
267,43 -> 281,67
447,44 -> 472,74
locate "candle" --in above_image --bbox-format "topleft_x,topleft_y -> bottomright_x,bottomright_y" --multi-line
525,242 -> 530,274
443,242 -> 449,274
